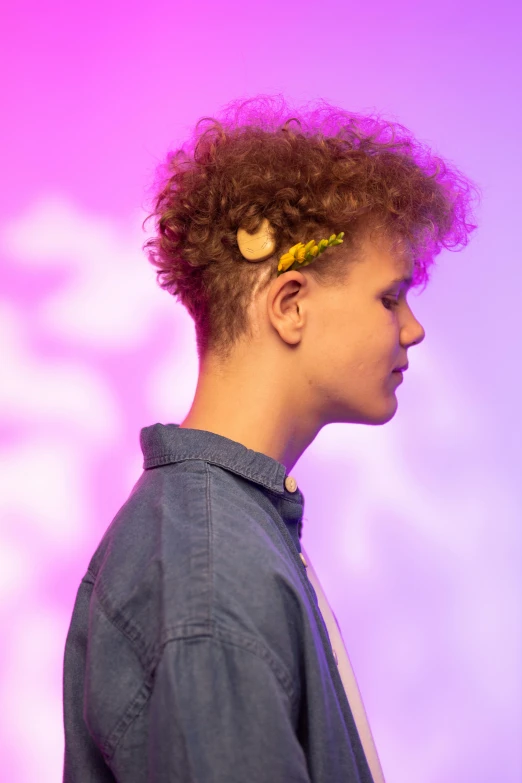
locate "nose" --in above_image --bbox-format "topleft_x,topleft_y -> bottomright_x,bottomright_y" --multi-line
411,320 -> 425,347
402,311 -> 426,348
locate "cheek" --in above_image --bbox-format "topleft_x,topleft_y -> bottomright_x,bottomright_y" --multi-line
310,303 -> 397,378
379,309 -> 401,346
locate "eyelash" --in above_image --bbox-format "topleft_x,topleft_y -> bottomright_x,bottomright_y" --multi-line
382,296 -> 400,311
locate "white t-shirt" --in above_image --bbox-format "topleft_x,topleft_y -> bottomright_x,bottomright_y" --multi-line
300,544 -> 386,783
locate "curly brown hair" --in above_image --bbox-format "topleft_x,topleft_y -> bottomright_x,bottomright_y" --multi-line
143,94 -> 479,362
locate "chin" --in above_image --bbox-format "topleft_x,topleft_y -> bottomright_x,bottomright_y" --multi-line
356,398 -> 399,426
327,393 -> 399,426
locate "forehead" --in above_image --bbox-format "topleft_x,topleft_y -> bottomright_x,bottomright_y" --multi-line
356,229 -> 414,282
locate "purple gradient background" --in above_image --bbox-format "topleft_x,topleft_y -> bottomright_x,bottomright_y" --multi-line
1,1 -> 521,781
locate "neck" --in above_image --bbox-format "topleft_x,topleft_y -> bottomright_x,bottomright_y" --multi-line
178,354 -> 321,473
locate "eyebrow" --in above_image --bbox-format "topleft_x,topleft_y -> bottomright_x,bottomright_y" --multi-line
388,275 -> 413,289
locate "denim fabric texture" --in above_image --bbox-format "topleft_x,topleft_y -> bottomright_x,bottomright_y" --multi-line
62,423 -> 375,783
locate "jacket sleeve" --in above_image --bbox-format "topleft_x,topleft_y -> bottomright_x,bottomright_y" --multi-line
146,630 -> 312,783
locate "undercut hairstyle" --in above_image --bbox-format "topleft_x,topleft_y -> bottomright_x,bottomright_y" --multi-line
143,94 -> 479,362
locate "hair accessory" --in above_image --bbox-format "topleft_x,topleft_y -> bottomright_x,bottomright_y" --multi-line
277,233 -> 345,277
236,218 -> 276,262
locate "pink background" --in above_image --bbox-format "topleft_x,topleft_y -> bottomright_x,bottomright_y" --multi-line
1,1 -> 521,781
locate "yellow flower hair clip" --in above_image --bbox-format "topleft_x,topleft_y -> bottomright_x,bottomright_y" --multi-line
276,232 -> 345,277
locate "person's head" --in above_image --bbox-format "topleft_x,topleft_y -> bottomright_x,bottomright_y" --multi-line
143,95 -> 478,429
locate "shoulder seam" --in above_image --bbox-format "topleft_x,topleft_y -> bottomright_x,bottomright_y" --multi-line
103,620 -> 298,761
162,621 -> 297,706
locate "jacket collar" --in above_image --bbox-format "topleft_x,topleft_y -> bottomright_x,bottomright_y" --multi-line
140,423 -> 305,540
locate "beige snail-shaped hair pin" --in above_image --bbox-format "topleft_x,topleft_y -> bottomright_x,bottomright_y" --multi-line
236,218 -> 276,262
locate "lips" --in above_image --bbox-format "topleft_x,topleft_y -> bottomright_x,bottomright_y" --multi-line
393,364 -> 408,372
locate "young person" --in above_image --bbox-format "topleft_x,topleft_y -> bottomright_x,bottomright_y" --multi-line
62,95 -> 477,782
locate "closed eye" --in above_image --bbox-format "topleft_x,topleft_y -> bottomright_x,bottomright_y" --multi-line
382,297 -> 400,310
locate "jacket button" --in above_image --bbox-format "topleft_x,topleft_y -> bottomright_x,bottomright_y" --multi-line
333,649 -> 338,665
299,552 -> 308,568
285,475 -> 298,492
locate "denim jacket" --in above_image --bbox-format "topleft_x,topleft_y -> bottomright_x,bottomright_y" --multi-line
62,423 -> 375,782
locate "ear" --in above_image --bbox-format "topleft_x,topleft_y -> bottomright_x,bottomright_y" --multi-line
266,271 -> 308,346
